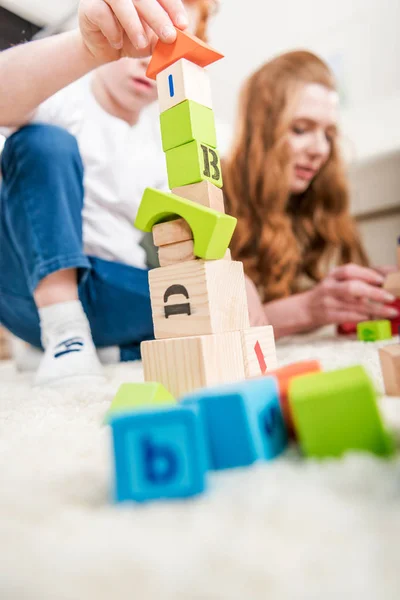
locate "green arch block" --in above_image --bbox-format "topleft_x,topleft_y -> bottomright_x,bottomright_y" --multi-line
135,187 -> 237,260
105,382 -> 176,424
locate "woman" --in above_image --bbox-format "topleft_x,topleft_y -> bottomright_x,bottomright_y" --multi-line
223,51 -> 398,338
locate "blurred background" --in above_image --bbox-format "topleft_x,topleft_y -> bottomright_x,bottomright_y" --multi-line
0,0 -> 399,265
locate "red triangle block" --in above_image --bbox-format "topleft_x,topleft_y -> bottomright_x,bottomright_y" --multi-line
146,28 -> 224,80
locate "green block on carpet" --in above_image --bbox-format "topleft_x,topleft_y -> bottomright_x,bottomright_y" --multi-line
105,382 -> 176,424
166,140 -> 223,189
357,320 -> 392,342
288,366 -> 394,458
135,187 -> 236,260
160,100 -> 217,152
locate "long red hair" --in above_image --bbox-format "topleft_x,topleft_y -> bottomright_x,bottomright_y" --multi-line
223,50 -> 369,302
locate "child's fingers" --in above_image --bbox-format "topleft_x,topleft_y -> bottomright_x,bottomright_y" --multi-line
158,0 -> 189,28
105,0 -> 149,49
132,0 -> 180,42
331,263 -> 385,286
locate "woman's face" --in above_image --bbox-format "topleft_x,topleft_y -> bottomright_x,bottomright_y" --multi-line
287,83 -> 339,194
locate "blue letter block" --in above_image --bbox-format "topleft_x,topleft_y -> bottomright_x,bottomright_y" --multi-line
182,378 -> 288,470
110,406 -> 208,502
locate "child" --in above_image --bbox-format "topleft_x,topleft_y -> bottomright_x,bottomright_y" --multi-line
223,51 -> 399,338
0,0 -> 219,386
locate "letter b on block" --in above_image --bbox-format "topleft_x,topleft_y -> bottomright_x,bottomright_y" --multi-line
111,406 -> 208,502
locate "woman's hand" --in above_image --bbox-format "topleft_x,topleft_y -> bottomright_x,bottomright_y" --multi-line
79,0 -> 189,64
306,263 -> 399,326
245,276 -> 270,327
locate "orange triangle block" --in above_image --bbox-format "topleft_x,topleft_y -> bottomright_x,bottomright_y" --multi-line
146,28 -> 224,80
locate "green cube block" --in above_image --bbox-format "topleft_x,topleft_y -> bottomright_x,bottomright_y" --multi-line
104,382 -> 176,424
288,366 -> 394,458
166,140 -> 223,189
135,187 -> 235,260
357,320 -> 392,342
160,100 -> 217,152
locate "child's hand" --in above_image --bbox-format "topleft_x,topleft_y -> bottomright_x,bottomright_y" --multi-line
306,263 -> 399,325
79,0 -> 189,63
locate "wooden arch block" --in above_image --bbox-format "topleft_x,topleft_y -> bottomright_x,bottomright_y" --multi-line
135,188 -> 236,260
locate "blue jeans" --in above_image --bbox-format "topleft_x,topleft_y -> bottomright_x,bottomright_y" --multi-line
0,124 -> 154,361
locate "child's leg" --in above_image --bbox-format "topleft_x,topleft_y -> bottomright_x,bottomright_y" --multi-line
0,124 -> 103,385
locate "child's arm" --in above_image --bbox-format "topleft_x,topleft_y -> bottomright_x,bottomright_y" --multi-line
0,0 -> 188,127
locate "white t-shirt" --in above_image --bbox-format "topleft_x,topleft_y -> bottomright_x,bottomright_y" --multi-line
3,75 -> 168,269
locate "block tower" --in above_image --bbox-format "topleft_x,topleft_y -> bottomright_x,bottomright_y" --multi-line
135,30 -> 277,398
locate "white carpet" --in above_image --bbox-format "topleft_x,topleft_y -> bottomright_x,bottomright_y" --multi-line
1,328 -> 400,600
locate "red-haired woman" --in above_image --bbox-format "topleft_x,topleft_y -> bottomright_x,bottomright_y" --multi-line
224,50 -> 399,337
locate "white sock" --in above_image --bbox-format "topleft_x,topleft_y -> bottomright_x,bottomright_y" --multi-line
34,300 -> 104,387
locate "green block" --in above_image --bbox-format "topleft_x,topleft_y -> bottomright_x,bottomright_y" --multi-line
288,366 -> 394,458
357,320 -> 392,342
166,140 -> 223,189
135,187 -> 236,260
160,100 -> 217,152
104,383 -> 176,424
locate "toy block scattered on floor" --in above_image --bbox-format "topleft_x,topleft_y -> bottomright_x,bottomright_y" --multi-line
142,331 -> 246,398
104,382 -> 176,423
111,405 -> 208,502
160,100 -> 217,152
357,320 -> 392,342
156,58 -> 213,113
135,188 -> 234,260
337,322 -> 357,336
388,299 -> 400,335
271,360 -> 321,434
149,259 -> 249,339
158,239 -> 196,267
181,378 -> 288,470
172,181 -> 225,213
152,218 -> 193,247
166,140 -> 223,189
383,271 -> 400,298
147,28 -> 224,80
240,326 -> 277,378
288,366 -> 394,458
379,344 -> 400,396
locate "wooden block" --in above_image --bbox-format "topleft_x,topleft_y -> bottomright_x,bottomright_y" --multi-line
172,181 -> 225,213
160,100 -> 216,152
383,271 -> 400,298
104,382 -> 176,424
142,331 -> 246,398
146,28 -> 223,80
288,366 -> 394,458
156,58 -> 212,113
181,378 -> 288,470
166,140 -> 223,189
152,218 -> 193,247
149,259 -> 250,339
223,249 -> 231,260
135,188 -> 235,260
379,344 -> 400,396
158,239 -> 196,267
111,406 -> 208,502
357,320 -> 392,342
240,326 -> 277,378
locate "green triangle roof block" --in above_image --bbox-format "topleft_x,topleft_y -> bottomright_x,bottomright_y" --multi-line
105,382 -> 176,424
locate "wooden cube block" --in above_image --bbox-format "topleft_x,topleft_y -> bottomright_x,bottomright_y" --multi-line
152,218 -> 193,247
181,377 -> 288,470
156,58 -> 213,113
172,181 -> 225,213
288,366 -> 393,458
166,140 -> 223,189
357,320 -> 392,342
135,188 -> 235,260
142,331 -> 246,398
160,100 -> 216,152
149,259 -> 249,339
111,406 -> 207,502
104,382 -> 176,424
383,271 -> 400,298
240,326 -> 277,378
158,239 -> 196,267
379,344 -> 400,396
146,28 -> 223,80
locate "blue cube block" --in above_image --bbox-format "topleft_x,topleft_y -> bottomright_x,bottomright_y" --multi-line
181,377 -> 288,470
110,406 -> 208,502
